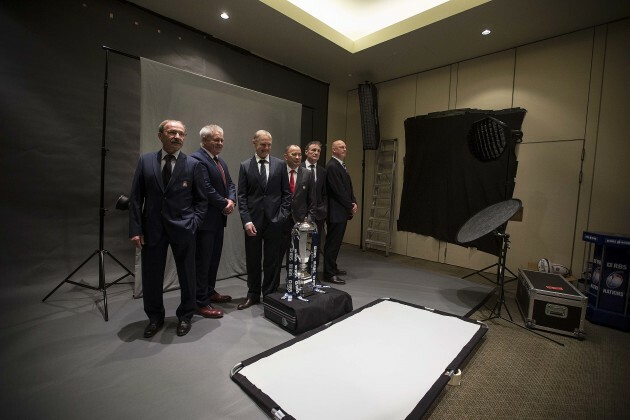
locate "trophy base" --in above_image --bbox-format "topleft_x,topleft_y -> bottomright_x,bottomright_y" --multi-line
263,288 -> 353,335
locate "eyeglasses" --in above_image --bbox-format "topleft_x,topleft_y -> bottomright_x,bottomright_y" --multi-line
165,130 -> 187,137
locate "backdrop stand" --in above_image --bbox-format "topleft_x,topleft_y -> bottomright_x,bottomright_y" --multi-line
457,199 -> 563,346
42,46 -> 139,321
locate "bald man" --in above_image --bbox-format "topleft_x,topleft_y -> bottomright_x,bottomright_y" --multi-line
323,140 -> 357,285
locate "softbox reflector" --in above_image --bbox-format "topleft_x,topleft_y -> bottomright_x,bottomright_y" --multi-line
468,116 -> 508,161
231,299 -> 487,419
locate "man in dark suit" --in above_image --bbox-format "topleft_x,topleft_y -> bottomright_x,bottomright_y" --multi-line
302,141 -> 327,274
129,120 -> 208,338
190,124 -> 236,319
237,130 -> 292,309
282,145 -> 316,279
324,140 -> 358,285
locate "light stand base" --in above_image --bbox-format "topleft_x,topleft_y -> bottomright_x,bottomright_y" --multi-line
42,249 -> 134,321
463,262 -> 518,285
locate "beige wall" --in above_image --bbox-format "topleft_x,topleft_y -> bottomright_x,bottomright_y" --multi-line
328,18 -> 630,275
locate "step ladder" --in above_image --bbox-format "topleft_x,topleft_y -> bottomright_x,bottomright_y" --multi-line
364,139 -> 397,256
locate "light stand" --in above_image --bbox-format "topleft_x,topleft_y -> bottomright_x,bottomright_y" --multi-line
481,230 -> 513,321
462,116 -> 522,284
457,199 -> 563,346
42,47 -> 138,321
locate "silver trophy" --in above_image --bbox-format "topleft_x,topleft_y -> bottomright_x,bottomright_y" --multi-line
283,217 -> 328,302
293,217 -> 317,298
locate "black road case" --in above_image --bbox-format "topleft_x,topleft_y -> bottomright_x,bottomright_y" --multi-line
516,269 -> 586,339
263,287 -> 353,335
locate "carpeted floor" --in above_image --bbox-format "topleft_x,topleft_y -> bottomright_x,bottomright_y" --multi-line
398,255 -> 630,420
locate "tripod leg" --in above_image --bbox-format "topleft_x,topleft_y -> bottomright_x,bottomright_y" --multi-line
103,251 -> 135,289
42,251 -> 99,302
501,299 -> 514,321
99,250 -> 109,322
105,250 -> 135,277
462,263 -> 498,279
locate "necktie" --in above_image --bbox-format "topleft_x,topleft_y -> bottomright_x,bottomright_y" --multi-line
214,156 -> 227,186
289,169 -> 296,195
309,164 -> 316,181
163,154 -> 174,186
259,159 -> 267,189
343,162 -> 348,173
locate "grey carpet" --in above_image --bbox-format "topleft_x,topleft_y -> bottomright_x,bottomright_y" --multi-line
0,244 -> 493,419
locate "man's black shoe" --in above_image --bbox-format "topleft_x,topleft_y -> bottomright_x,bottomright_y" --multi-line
143,320 -> 164,338
176,319 -> 192,337
324,275 -> 346,285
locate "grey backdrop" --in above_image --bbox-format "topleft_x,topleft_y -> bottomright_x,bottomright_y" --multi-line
0,0 -> 328,297
134,58 -> 302,295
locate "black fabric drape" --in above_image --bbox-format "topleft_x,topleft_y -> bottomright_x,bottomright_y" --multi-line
398,108 -> 526,256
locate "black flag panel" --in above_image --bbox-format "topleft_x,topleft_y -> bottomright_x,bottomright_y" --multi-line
398,108 -> 526,256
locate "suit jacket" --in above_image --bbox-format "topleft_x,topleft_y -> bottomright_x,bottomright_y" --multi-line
287,165 -> 316,226
190,148 -> 236,231
129,150 -> 208,246
326,157 -> 356,224
302,161 -> 327,222
238,155 -> 291,227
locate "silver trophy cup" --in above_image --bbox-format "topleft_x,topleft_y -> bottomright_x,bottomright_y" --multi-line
293,217 -> 317,298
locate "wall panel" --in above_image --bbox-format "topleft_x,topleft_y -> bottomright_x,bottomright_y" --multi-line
509,141 -> 583,272
589,19 -> 630,234
343,89 -> 362,245
456,49 -> 515,110
370,76 -> 417,256
513,30 -> 593,142
415,66 -> 451,116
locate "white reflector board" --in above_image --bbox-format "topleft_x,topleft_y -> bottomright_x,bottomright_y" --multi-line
232,299 -> 486,419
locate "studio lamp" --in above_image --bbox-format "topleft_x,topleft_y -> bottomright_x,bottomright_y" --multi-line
468,116 -> 522,161
115,194 -> 129,211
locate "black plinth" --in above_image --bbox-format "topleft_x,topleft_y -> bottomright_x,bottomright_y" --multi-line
263,288 -> 353,335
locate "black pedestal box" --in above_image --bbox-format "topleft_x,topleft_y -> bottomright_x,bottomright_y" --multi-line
516,269 -> 586,339
263,288 -> 353,335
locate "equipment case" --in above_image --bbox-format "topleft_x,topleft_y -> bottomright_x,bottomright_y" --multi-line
516,269 -> 586,339
263,287 -> 353,335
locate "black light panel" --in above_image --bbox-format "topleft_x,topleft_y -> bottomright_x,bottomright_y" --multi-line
358,82 -> 380,150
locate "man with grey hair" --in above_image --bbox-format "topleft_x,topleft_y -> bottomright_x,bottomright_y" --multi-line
129,119 -> 208,338
190,124 -> 237,319
237,130 -> 291,309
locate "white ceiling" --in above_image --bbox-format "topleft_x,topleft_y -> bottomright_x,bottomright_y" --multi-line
128,0 -> 630,90
259,0 -> 490,51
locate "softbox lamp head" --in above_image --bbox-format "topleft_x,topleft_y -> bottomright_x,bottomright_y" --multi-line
115,194 -> 129,211
468,116 -> 508,161
468,116 -> 523,162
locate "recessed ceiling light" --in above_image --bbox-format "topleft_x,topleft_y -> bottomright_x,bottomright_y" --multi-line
481,29 -> 491,36
220,12 -> 229,20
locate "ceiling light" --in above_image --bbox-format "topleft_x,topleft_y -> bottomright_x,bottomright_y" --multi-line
220,12 -> 229,20
481,29 -> 491,35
